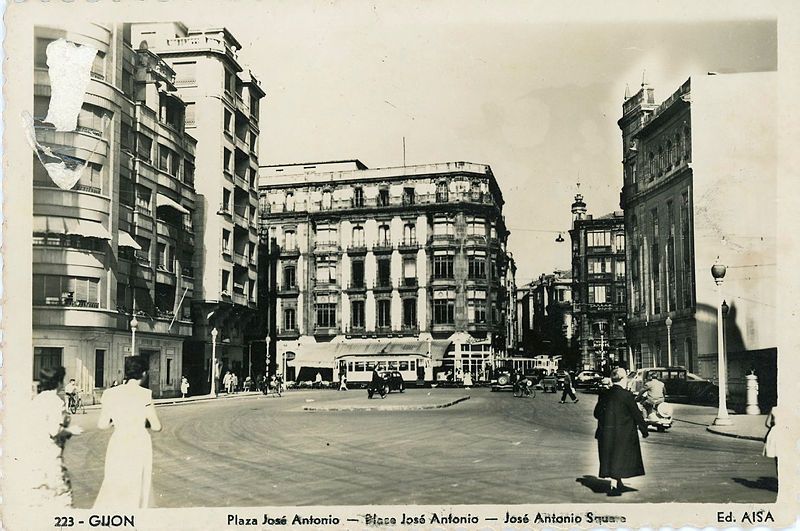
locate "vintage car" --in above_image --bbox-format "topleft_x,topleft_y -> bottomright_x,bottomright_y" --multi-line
627,366 -> 718,405
379,371 -> 406,393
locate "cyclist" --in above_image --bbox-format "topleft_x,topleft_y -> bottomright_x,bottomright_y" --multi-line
64,378 -> 79,408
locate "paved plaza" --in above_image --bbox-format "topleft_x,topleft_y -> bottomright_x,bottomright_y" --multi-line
64,388 -> 776,508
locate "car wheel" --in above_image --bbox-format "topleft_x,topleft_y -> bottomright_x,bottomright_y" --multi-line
400,385 -> 405,393
498,374 -> 510,385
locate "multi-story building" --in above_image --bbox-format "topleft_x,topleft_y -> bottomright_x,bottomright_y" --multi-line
619,73 -> 777,409
258,160 -> 512,384
517,270 -> 574,364
569,194 -> 627,370
130,23 -> 266,392
32,23 -> 197,397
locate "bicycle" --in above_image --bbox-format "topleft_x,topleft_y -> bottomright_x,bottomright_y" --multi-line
513,379 -> 535,398
67,393 -> 85,415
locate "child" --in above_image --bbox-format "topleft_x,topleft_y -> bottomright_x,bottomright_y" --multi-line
180,376 -> 190,398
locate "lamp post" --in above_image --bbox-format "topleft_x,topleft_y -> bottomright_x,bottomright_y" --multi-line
665,315 -> 673,367
211,328 -> 218,397
711,259 -> 732,426
130,316 -> 138,356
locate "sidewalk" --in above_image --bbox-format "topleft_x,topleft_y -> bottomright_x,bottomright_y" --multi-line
670,403 -> 767,441
83,391 -> 263,410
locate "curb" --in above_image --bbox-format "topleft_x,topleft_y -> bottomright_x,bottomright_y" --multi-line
81,392 -> 264,411
705,426 -> 765,442
303,395 -> 471,412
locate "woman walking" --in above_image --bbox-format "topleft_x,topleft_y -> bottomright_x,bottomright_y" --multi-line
180,376 -> 190,398
93,356 -> 162,509
23,366 -> 81,508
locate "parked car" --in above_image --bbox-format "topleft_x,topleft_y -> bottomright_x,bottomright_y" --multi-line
380,371 -> 405,393
574,370 -> 602,389
539,373 -> 558,393
627,367 -> 718,405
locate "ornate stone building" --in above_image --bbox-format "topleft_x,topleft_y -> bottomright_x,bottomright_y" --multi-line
258,160 -> 513,384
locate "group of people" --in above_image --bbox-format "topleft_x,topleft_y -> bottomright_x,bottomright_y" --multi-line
27,356 -> 161,509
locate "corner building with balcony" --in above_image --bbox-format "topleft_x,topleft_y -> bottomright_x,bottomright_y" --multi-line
33,23 -> 197,397
619,73 -> 776,409
568,195 -> 627,370
130,23 -> 266,392
259,161 -> 512,385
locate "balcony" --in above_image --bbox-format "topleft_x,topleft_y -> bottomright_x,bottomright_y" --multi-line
233,252 -> 249,268
232,209 -> 248,228
313,242 -> 340,254
348,243 -> 367,255
372,241 -> 393,254
162,34 -> 240,68
134,249 -> 150,265
373,279 -> 392,292
277,283 -> 299,296
399,278 -> 418,290
218,204 -> 232,218
280,246 -> 300,257
345,281 -> 367,293
398,239 -> 419,252
38,297 -> 100,308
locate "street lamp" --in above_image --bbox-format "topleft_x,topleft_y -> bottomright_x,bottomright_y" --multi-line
130,316 -> 138,356
211,327 -> 218,397
711,259 -> 732,426
665,315 -> 673,367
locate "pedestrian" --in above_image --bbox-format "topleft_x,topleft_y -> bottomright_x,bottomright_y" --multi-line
223,371 -> 232,394
763,406 -> 779,475
180,375 -> 190,398
339,373 -> 348,391
314,371 -> 322,389
593,367 -> 649,497
232,373 -> 239,393
93,356 -> 162,509
463,372 -> 473,388
559,370 -> 579,403
22,366 -> 81,508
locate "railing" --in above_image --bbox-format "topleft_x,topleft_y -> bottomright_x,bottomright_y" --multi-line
134,250 -> 150,264
164,35 -> 239,62
39,298 -> 100,308
136,204 -> 152,216
401,278 -> 418,288
156,261 -> 175,273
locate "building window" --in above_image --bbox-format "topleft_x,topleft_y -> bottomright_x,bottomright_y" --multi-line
377,257 -> 391,287
349,259 -> 365,288
351,300 -> 365,328
222,229 -> 231,254
353,187 -> 364,207
433,296 -> 455,324
377,224 -> 391,246
223,148 -> 232,173
471,180 -> 482,200
680,191 -> 692,308
403,223 -> 416,245
651,208 -> 661,314
467,290 -> 487,323
403,257 -> 417,286
377,299 -> 391,328
403,187 -> 415,205
221,188 -> 231,212
433,217 -> 455,237
34,347 -> 63,381
683,126 -> 691,160
283,230 -> 296,251
221,270 -> 230,294
436,181 -> 449,202
315,303 -> 337,328
316,226 -> 338,246
466,217 -> 486,237
285,192 -> 295,211
321,190 -> 332,210
615,288 -> 625,305
33,274 -> 100,307
283,265 -> 296,289
615,260 -> 626,280
648,152 -> 655,179
403,298 -> 417,328
315,259 -> 337,285
468,251 -> 486,279
137,133 -> 153,162
284,308 -> 297,331
588,257 -> 612,274
378,188 -> 390,207
433,253 -> 454,279
667,201 -> 676,312
614,233 -> 625,252
588,285 -> 607,304
351,226 -> 365,247
587,231 -> 611,247
94,349 -> 105,388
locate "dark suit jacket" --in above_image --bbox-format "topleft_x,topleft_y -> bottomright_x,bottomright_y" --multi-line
594,384 -> 648,479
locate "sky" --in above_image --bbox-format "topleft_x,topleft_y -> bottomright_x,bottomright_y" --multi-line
210,5 -> 777,287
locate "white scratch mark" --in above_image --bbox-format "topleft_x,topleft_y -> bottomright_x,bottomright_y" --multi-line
44,39 -> 97,131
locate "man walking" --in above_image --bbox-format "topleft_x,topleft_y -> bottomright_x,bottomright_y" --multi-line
559,370 -> 579,404
594,367 -> 649,496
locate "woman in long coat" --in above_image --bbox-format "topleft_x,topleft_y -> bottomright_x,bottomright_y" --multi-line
594,368 -> 649,496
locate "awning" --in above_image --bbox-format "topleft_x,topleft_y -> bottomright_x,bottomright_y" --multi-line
286,343 -> 337,369
156,193 -> 190,214
34,215 -> 111,240
118,231 -> 141,250
332,340 -> 452,362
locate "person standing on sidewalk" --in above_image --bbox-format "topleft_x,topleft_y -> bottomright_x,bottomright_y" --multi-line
180,376 -> 190,398
763,406 -> 779,475
560,370 -> 579,404
594,367 -> 649,497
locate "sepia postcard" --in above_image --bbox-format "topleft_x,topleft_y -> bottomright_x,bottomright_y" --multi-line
2,1 -> 799,529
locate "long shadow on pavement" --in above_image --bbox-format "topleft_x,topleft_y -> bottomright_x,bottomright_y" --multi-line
576,475 -> 612,494
732,476 -> 778,492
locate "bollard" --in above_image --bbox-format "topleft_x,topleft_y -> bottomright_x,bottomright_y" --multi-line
745,371 -> 761,415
